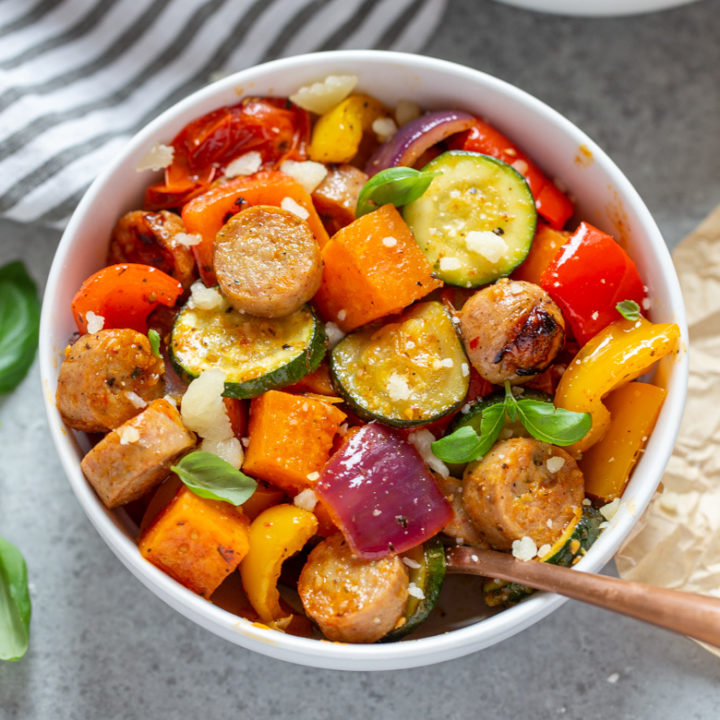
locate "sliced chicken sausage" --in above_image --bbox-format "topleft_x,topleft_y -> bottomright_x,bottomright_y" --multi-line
214,205 -> 323,318
462,437 -> 584,551
56,328 -> 165,432
298,533 -> 409,643
81,398 -> 196,508
459,278 -> 565,385
311,164 -> 368,235
108,210 -> 196,288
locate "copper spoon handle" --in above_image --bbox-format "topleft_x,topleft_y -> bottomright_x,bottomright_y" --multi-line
447,546 -> 720,648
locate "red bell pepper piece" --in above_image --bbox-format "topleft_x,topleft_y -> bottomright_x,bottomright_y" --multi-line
71,263 -> 183,334
315,423 -> 452,559
145,98 -> 310,210
450,119 -> 574,230
540,222 -> 646,346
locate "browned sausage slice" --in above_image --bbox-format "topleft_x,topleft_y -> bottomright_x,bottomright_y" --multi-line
462,437 -> 583,551
81,398 -> 196,508
298,533 -> 409,643
214,205 -> 322,318
435,475 -> 489,548
56,328 -> 165,432
108,210 -> 196,288
459,278 -> 565,385
311,164 -> 368,235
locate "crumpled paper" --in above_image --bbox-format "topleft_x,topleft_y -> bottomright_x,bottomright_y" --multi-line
616,205 -> 720,656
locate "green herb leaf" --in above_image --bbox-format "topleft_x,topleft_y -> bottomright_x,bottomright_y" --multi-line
355,167 -> 437,217
171,451 -> 257,506
0,536 -> 32,662
515,399 -> 592,446
147,328 -> 162,359
431,402 -> 506,463
616,299 -> 641,322
0,261 -> 40,395
503,382 -> 519,421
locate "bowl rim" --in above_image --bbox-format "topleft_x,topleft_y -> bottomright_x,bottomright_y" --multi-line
39,49 -> 689,671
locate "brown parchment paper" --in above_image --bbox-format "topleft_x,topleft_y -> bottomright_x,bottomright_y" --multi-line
616,205 -> 720,656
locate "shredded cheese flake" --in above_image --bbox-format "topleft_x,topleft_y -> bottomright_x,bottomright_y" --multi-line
402,557 -> 422,570
124,390 -> 147,409
465,230 -> 508,263
225,151 -> 262,178
136,143 -> 174,172
306,471 -> 320,482
85,311 -> 105,334
600,497 -> 621,521
281,196 -> 310,220
289,74 -> 358,114
381,236 -> 398,247
546,456 -> 566,473
189,280 -> 228,311
394,100 -> 421,126
387,373 -> 412,401
294,488 -> 318,512
117,425 -> 140,445
280,159 -> 328,194
439,256 -> 462,271
407,582 -> 425,600
372,116 -> 398,140
511,536 -> 538,561
172,232 -> 202,248
325,321 -> 345,349
408,429 -> 449,478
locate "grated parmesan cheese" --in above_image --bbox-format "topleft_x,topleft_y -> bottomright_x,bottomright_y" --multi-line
124,390 -> 147,409
546,456 -> 566,473
407,582 -> 425,600
117,425 -> 140,445
225,151 -> 262,178
201,436 -> 244,468
465,230 -> 507,263
537,543 -> 552,558
85,311 -> 105,334
289,74 -> 358,114
294,488 -> 318,512
599,497 -> 621,521
306,471 -> 320,482
394,100 -> 421,126
136,143 -> 174,172
337,309 -> 347,322
439,256 -> 462,271
461,362 -> 469,377
381,236 -> 398,247
432,358 -> 454,369
280,159 -> 328,194
172,232 -> 202,248
281,196 -> 310,220
387,373 -> 412,401
372,116 -> 397,141
325,321 -> 345,349
407,429 -> 449,478
402,556 -> 422,570
511,536 -> 538,561
189,280 -> 228,311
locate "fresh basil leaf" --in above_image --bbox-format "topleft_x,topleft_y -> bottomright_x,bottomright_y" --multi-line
503,381 -> 519,422
0,261 -> 40,395
616,299 -> 641,322
0,536 -> 32,662
355,167 -> 437,217
147,328 -> 162,359
431,402 -> 506,463
171,451 -> 257,506
515,399 -> 592,446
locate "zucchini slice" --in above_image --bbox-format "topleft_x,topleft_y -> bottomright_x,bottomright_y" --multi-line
483,506 -> 604,607
382,537 -> 446,642
404,150 -> 537,287
170,299 -> 326,398
330,301 -> 469,427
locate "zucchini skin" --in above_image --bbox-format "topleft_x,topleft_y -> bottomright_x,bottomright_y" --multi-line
329,302 -> 469,428
381,537 -> 446,642
170,302 -> 326,399
404,150 -> 537,287
483,506 -> 604,607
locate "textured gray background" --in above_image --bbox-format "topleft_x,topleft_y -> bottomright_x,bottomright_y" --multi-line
2,0 -> 720,717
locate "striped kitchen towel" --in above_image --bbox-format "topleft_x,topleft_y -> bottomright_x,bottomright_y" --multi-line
0,0 -> 447,228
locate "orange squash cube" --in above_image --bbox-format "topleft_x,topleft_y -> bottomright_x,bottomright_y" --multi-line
312,204 -> 442,331
242,390 -> 346,493
138,486 -> 250,598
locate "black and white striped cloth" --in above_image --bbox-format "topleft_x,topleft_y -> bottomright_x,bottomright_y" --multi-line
0,0 -> 447,228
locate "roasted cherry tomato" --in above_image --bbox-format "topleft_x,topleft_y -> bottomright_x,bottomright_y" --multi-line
71,263 -> 183,334
540,222 -> 646,346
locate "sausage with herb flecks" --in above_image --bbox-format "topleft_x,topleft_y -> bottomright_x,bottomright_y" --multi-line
311,164 -> 368,235
214,205 -> 323,318
56,328 -> 165,432
459,278 -> 565,385
298,533 -> 409,643
108,210 -> 197,288
462,437 -> 584,551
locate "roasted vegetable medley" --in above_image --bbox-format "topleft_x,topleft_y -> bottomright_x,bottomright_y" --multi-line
56,75 -> 680,643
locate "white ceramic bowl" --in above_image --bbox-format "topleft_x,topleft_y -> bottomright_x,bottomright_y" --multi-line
40,50 -> 688,671
494,0 -> 699,16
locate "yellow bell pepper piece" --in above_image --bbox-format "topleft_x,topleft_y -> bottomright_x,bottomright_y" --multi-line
580,381 -> 666,502
240,504 -> 318,624
308,93 -> 387,163
555,317 -> 679,455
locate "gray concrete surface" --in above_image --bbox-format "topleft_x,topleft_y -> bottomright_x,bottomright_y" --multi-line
2,0 -> 720,717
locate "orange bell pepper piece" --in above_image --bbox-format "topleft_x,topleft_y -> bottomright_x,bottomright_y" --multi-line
181,170 -> 329,285
512,224 -> 569,285
239,504 -> 318,624
580,382 -> 666,502
555,317 -> 679,455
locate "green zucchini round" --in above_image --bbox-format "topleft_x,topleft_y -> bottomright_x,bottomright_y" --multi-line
381,537 -> 446,642
329,301 -> 469,427
403,150 -> 537,287
483,506 -> 604,607
170,299 -> 326,398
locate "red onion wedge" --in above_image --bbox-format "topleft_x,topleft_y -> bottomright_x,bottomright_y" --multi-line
315,423 -> 453,559
365,110 -> 475,176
